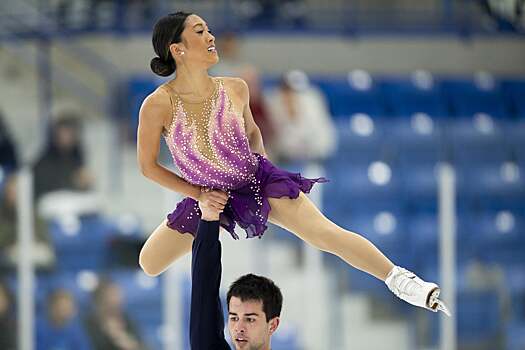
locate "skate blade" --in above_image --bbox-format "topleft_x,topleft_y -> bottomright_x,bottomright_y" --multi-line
429,289 -> 451,317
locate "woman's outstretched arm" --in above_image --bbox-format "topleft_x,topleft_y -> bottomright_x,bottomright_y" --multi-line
137,88 -> 201,200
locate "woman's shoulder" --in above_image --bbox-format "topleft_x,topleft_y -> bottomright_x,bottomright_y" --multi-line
139,85 -> 172,118
216,76 -> 249,101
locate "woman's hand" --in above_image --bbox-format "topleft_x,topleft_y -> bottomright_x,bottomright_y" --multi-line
198,189 -> 229,221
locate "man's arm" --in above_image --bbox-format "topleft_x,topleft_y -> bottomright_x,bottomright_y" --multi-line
189,219 -> 231,350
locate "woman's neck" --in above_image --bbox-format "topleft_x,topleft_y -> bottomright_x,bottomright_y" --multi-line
171,66 -> 214,98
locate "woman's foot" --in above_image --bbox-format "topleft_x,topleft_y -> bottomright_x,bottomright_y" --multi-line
385,266 -> 451,316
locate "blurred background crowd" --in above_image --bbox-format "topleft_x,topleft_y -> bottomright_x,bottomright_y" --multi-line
0,0 -> 524,349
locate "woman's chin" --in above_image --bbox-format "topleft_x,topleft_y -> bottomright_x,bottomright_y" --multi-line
207,56 -> 220,68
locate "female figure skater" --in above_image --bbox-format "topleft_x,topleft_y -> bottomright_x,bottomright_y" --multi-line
137,12 -> 449,315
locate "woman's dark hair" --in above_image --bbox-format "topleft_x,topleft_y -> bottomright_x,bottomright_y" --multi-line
227,274 -> 283,322
150,11 -> 192,77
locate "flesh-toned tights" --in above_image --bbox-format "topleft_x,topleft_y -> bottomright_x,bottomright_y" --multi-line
138,192 -> 394,280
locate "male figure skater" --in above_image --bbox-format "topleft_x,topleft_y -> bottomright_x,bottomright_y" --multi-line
190,201 -> 283,350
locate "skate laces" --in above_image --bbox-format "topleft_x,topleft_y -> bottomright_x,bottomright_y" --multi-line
388,268 -> 421,298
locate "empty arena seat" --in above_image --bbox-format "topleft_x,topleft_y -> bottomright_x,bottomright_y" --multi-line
507,121 -> 525,166
441,74 -> 509,118
408,211 -> 474,271
312,72 -> 387,117
466,209 -> 525,264
446,115 -> 511,164
49,215 -> 118,271
506,322 -> 525,350
381,72 -> 448,117
456,161 -> 525,206
502,79 -> 525,118
425,288 -> 502,347
325,160 -> 400,211
109,269 -> 163,324
387,113 -> 444,165
331,115 -> 393,165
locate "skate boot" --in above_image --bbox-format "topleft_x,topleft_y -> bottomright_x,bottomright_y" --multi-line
385,266 -> 451,316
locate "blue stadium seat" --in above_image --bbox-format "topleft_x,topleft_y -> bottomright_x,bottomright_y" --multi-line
502,80 -> 525,118
507,121 -> 525,166
441,77 -> 509,118
399,162 -> 439,209
109,269 -> 163,327
466,209 -> 525,264
127,77 -> 158,134
381,76 -> 448,117
506,322 -> 525,350
324,160 -> 401,213
457,290 -> 502,344
387,115 -> 444,165
457,161 -> 525,206
329,116 -> 390,164
446,116 -> 511,164
49,215 -> 118,271
426,289 -> 502,347
312,76 -> 387,117
408,212 -> 474,271
504,265 -> 525,297
141,324 -> 164,350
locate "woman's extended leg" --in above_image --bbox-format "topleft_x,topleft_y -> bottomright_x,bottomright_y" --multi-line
139,219 -> 194,276
267,192 -> 450,314
268,192 -> 394,281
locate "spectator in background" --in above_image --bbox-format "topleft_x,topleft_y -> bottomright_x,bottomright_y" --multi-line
36,288 -> 92,350
0,174 -> 55,271
85,279 -> 146,350
265,70 -> 337,165
0,110 -> 18,173
33,113 -> 93,200
0,281 -> 16,350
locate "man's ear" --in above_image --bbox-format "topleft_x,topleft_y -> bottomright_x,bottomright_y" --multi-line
268,317 -> 280,335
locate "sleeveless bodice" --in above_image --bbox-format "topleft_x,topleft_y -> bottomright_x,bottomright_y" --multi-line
162,78 -> 259,190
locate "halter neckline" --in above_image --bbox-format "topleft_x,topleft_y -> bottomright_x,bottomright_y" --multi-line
165,77 -> 220,104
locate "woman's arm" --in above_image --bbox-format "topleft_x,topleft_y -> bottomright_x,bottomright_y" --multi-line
136,89 -> 201,200
231,78 -> 268,158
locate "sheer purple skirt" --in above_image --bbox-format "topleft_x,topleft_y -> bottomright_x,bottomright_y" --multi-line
166,154 -> 328,239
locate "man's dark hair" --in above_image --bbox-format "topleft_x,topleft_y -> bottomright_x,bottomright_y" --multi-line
226,274 -> 283,322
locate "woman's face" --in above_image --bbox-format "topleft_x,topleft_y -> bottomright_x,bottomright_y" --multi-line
172,14 -> 218,68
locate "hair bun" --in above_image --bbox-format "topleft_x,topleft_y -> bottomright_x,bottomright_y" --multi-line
150,56 -> 176,77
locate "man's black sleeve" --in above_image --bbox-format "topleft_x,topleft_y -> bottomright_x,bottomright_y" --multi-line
190,220 -> 231,350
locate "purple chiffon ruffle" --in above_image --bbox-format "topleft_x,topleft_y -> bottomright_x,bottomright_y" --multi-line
166,154 -> 328,240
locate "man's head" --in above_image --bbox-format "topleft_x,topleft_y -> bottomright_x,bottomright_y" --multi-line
227,274 -> 283,350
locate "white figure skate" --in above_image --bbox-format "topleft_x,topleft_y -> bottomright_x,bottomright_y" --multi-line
385,266 -> 451,316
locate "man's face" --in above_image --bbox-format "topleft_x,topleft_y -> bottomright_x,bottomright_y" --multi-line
228,297 -> 279,350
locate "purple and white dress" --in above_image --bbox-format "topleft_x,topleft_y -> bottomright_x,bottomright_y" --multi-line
161,78 -> 327,239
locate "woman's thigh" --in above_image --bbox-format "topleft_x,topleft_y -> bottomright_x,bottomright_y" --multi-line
139,219 -> 194,276
267,192 -> 341,249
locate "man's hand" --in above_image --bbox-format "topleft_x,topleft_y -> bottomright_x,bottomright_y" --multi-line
198,190 -> 228,221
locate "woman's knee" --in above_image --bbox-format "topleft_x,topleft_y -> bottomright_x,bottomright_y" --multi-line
139,247 -> 162,277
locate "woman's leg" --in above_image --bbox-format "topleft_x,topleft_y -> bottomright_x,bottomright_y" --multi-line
268,192 -> 394,281
139,219 -> 194,276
